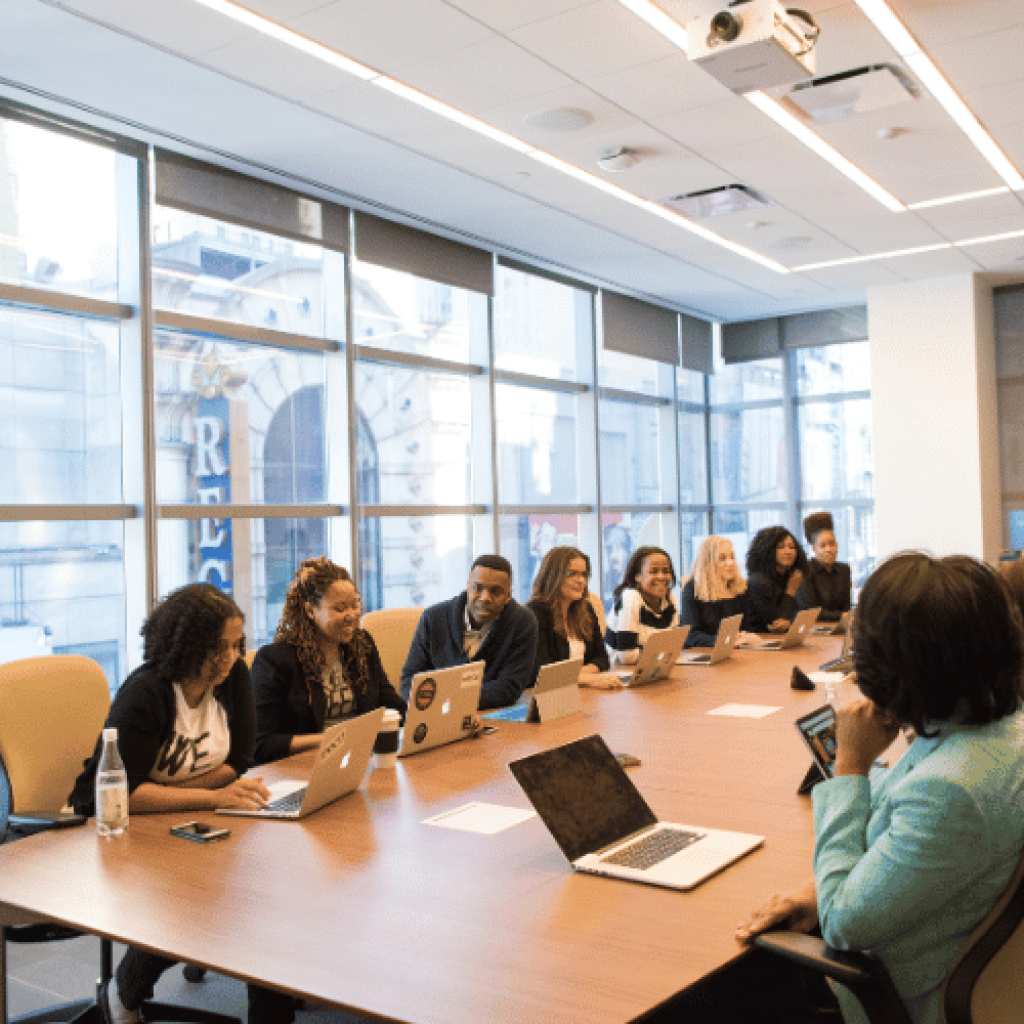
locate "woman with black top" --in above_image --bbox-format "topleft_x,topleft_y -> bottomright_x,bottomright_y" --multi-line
252,557 -> 406,765
527,546 -> 609,680
745,526 -> 809,633
69,584 -> 293,1024
679,536 -> 759,648
604,545 -> 679,665
796,512 -> 852,623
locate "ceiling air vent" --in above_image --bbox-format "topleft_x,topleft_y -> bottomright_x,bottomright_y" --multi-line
782,64 -> 918,123
661,184 -> 771,220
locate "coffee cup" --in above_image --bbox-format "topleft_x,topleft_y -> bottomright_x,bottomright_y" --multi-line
373,709 -> 402,769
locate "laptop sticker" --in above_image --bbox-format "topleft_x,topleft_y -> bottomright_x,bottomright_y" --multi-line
413,723 -> 428,744
415,679 -> 437,711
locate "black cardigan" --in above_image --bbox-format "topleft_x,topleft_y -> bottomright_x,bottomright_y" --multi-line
797,559 -> 852,623
678,580 -> 752,648
252,634 -> 407,765
745,570 -> 800,632
69,658 -> 255,816
526,599 -> 610,680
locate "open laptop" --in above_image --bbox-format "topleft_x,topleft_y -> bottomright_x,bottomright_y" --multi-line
677,614 -> 743,666
613,626 -> 690,686
821,610 -> 856,672
737,608 -> 820,650
509,734 -> 763,891
217,708 -> 383,820
399,661 -> 484,758
812,609 -> 852,637
483,657 -> 583,724
794,704 -> 888,793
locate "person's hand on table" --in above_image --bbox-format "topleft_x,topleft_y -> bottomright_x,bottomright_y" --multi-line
735,877 -> 818,944
785,569 -> 804,596
769,618 -> 792,633
737,631 -> 761,645
217,777 -> 270,809
577,663 -> 599,676
833,695 -> 901,777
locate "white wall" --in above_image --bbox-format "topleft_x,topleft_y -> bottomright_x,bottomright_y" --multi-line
868,274 -> 1001,562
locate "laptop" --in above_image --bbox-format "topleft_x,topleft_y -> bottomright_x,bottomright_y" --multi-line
509,734 -> 763,891
217,708 -> 383,820
399,661 -> 485,758
614,626 -> 690,686
483,657 -> 583,724
677,614 -> 743,666
737,608 -> 820,650
812,609 -> 852,637
794,704 -> 888,792
821,610 -> 855,672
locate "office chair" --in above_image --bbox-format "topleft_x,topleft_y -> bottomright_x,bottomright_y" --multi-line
587,591 -> 607,636
360,607 -> 423,690
0,655 -> 237,1024
754,847 -> 1024,1024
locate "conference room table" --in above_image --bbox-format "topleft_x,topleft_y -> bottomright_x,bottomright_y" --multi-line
0,640 -> 855,1024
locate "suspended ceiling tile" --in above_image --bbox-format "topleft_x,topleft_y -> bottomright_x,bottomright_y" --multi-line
481,84 -> 639,144
966,79 -> 1024,129
794,262 -> 904,291
956,234 -> 1024,270
441,0 -> 599,35
911,191 -> 1024,241
883,246 -> 983,278
653,98 -> 782,154
901,0 -> 1024,50
923,22 -> 1024,94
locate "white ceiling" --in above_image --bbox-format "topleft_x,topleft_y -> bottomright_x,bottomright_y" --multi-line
3,0 -> 1024,320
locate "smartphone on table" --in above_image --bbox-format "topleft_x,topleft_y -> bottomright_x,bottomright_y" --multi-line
170,821 -> 230,843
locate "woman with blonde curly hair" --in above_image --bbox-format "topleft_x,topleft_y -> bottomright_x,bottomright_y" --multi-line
252,557 -> 406,765
679,536 -> 758,649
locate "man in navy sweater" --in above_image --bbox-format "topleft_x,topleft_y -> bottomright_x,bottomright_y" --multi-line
400,555 -> 538,710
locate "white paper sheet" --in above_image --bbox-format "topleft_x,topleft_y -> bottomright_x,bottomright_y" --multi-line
706,703 -> 782,719
423,801 -> 536,834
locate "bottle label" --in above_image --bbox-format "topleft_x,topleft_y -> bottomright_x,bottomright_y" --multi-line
97,787 -> 127,824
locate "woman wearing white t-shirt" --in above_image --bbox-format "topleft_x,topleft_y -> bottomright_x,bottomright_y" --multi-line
70,584 -> 292,1024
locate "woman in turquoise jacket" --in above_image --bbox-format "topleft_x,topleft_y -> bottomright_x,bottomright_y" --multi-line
738,552 -> 1024,1024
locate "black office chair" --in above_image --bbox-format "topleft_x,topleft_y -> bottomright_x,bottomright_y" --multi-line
754,848 -> 1024,1024
0,655 -> 238,1024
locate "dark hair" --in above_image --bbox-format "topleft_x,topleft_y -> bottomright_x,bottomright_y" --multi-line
275,557 -> 372,700
613,546 -> 677,602
530,546 -> 596,641
745,526 -> 809,580
854,552 -> 1023,737
471,553 -> 512,578
141,583 -> 244,684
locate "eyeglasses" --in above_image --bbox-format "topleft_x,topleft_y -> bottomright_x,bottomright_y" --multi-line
564,569 -> 590,581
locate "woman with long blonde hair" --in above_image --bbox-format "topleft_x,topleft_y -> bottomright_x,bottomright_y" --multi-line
680,536 -> 757,648
251,557 -> 406,764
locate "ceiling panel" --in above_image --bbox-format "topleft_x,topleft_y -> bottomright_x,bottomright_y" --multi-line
957,234 -> 1024,270
924,22 -> 1024,93
795,260 -> 904,290
883,246 -> 985,278
440,0 -> 599,35
912,191 -> 1024,241
653,98 -> 780,154
898,0 -> 1024,49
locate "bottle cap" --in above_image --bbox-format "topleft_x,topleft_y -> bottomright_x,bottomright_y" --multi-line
102,727 -> 118,742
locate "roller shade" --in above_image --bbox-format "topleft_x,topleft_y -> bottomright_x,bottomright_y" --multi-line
602,290 -> 679,365
680,312 -> 713,374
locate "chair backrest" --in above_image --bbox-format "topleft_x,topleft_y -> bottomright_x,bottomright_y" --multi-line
361,607 -> 423,691
943,847 -> 1024,1024
0,655 -> 111,822
588,590 -> 607,636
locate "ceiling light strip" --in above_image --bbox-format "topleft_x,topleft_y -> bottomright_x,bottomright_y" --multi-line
792,242 -> 952,272
853,0 -> 1024,191
907,186 -> 1010,211
746,92 -> 905,211
615,0 -> 690,52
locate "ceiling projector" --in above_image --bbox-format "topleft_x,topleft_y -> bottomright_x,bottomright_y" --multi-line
687,0 -> 817,93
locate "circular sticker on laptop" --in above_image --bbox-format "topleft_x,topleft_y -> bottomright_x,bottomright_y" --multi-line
414,678 -> 437,711
413,723 -> 428,744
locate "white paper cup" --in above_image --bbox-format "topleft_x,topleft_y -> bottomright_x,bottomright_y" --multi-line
373,708 -> 401,769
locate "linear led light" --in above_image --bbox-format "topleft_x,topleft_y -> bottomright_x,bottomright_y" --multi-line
746,91 -> 905,211
907,186 -> 1010,211
853,0 -> 1024,191
615,0 -> 690,52
956,228 -> 1024,248
791,242 -> 952,272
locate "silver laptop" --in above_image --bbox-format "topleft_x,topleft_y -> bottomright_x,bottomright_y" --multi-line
738,608 -> 820,650
217,708 -> 383,820
483,657 -> 583,724
821,609 -> 855,671
399,661 -> 484,758
812,610 -> 852,637
614,626 -> 690,686
509,734 -> 764,891
677,614 -> 743,666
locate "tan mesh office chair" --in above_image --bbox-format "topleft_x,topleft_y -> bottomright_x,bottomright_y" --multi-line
754,847 -> 1024,1024
360,607 -> 423,690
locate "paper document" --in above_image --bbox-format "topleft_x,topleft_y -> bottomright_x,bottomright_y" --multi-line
707,703 -> 782,719
423,801 -> 536,834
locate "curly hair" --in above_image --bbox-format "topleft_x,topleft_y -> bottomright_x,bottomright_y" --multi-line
274,557 -> 372,701
854,552 -> 1023,738
530,546 -> 596,641
613,546 -> 677,602
745,526 -> 808,580
689,536 -> 747,603
141,583 -> 244,684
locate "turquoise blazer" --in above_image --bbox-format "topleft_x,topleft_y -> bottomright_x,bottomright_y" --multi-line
812,707 -> 1024,1024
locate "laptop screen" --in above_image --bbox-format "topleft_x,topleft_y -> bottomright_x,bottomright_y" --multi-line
509,734 -> 657,863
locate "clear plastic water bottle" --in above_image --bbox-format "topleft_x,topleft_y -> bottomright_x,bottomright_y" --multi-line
95,727 -> 128,837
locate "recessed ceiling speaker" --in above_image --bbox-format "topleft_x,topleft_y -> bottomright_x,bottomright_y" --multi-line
522,107 -> 594,132
597,147 -> 640,172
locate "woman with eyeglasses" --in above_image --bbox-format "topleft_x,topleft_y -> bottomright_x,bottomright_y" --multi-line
527,546 -> 610,680
252,557 -> 406,765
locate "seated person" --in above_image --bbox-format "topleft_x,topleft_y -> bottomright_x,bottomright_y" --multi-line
527,546 -> 609,679
796,512 -> 852,623
679,536 -> 758,648
735,553 -> 1024,1024
68,584 -> 294,1024
745,525 -> 809,633
605,546 -> 679,665
252,557 -> 407,765
400,554 -> 538,711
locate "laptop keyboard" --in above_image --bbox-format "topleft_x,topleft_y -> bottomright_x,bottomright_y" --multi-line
602,828 -> 703,870
266,787 -> 306,814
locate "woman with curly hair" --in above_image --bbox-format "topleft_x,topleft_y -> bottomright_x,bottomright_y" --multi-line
605,545 -> 679,665
252,557 -> 406,765
679,536 -> 759,649
527,546 -> 609,680
744,525 -> 809,633
69,584 -> 294,1024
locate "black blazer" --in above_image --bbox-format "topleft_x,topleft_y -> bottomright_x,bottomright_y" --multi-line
526,599 -> 610,681
797,559 -> 852,623
252,635 -> 406,765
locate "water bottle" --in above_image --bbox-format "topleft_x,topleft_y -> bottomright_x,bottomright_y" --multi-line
95,727 -> 128,837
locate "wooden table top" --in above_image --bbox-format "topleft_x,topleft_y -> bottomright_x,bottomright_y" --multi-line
0,642 -> 846,1024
